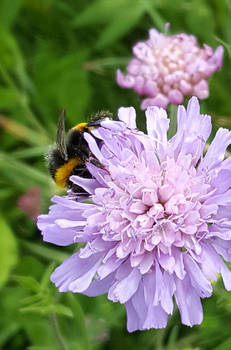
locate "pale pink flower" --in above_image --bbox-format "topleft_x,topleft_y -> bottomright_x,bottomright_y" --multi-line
18,186 -> 41,220
117,28 -> 224,109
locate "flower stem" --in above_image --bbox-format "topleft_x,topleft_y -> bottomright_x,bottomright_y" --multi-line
49,313 -> 69,350
155,329 -> 165,350
66,294 -> 91,350
167,104 -> 178,139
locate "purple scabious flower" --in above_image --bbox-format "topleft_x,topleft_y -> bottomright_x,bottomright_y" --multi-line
38,97 -> 231,332
117,28 -> 224,109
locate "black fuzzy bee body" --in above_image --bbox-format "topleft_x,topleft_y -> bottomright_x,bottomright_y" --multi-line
47,110 -> 112,193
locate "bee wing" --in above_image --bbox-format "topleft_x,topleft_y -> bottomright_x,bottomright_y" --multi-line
56,109 -> 68,161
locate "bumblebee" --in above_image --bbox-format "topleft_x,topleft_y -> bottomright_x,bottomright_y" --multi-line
47,109 -> 112,193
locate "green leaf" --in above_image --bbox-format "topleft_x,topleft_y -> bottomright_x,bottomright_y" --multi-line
40,263 -> 56,291
72,0 -> 127,27
11,146 -> 48,159
66,294 -> 91,350
0,26 -> 30,89
20,239 -> 69,263
0,114 -> 46,146
142,0 -> 166,31
52,304 -> 73,318
96,0 -> 146,49
0,0 -> 22,29
83,57 -> 130,75
15,255 -> 44,281
14,276 -> 41,293
20,313 -> 57,347
0,26 -> 21,69
0,323 -> 20,347
0,216 -> 18,286
20,302 -> 73,317
33,43 -> 91,124
214,337 -> 231,350
214,36 -> 231,59
0,153 -> 50,189
185,0 -> 215,43
28,347 -> 56,350
21,294 -> 43,306
0,88 -> 20,108
55,54 -> 90,122
167,325 -> 179,350
0,188 -> 14,200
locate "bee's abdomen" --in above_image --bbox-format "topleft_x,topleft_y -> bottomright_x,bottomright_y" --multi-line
54,158 -> 82,187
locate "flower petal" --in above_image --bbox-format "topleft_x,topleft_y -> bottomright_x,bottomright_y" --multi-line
171,97 -> 211,164
51,252 -> 104,292
184,254 -> 212,298
108,268 -> 141,303
83,272 -> 115,297
145,106 -> 169,158
118,107 -> 137,129
199,128 -> 231,172
175,274 -> 203,327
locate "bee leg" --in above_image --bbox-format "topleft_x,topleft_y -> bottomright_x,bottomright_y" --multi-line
90,158 -> 104,169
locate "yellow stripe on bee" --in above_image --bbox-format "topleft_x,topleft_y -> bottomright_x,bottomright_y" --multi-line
54,158 -> 82,187
72,122 -> 94,131
72,122 -> 87,131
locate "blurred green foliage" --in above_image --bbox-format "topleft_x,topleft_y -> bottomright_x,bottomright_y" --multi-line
0,0 -> 231,349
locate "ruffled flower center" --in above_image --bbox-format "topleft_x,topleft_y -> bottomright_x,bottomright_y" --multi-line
89,152 -> 214,263
136,34 -> 211,94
